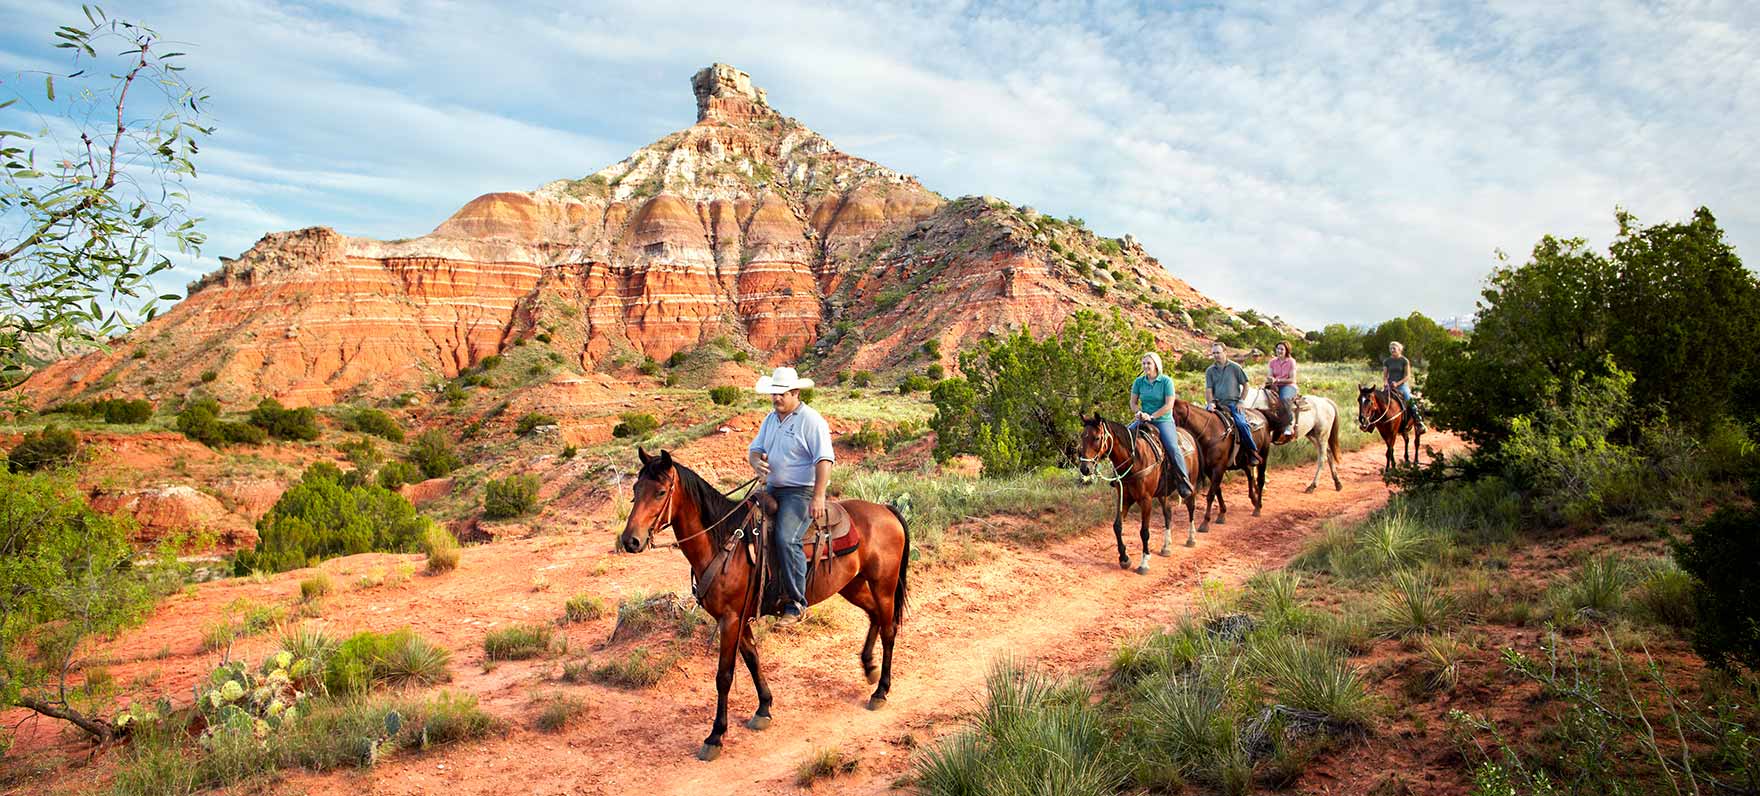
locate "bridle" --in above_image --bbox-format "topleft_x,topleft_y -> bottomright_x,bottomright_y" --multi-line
1357,388 -> 1398,431
1078,421 -> 1138,485
630,475 -> 760,552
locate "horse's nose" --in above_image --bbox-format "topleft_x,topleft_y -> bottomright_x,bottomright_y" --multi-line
1081,475 -> 1093,486
619,534 -> 643,554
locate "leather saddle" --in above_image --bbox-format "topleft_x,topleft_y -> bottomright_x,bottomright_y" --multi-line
754,490 -> 861,558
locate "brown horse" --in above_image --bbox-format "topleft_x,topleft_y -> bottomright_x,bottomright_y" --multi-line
1077,414 -> 1200,571
1170,398 -> 1277,527
617,448 -> 910,761
1357,385 -> 1422,469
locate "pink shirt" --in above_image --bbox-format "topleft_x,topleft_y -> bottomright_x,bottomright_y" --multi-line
1268,357 -> 1296,385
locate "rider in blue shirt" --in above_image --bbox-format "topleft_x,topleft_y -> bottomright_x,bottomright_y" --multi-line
1204,342 -> 1261,465
1129,352 -> 1193,498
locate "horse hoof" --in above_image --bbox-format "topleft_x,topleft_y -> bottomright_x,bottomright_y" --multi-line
1158,545 -> 1173,557
1118,559 -> 1132,570
1252,508 -> 1261,517
865,667 -> 880,685
1304,484 -> 1316,494
697,743 -> 723,761
1185,539 -> 1196,548
745,715 -> 771,731
1198,525 -> 1209,533
1135,565 -> 1149,575
867,697 -> 888,711
1215,517 -> 1227,525
1334,483 -> 1343,492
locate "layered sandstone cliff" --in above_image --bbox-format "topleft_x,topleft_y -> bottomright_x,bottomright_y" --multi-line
22,64 -> 1275,407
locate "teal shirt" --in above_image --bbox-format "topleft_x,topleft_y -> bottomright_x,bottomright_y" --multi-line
1205,361 -> 1249,405
1131,374 -> 1176,423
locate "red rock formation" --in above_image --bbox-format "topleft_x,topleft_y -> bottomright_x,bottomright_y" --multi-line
19,63 -> 1266,408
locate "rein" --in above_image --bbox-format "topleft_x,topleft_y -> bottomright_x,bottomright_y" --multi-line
1358,389 -> 1401,431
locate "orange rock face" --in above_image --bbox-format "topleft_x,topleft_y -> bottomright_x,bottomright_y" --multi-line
19,63 -> 1260,408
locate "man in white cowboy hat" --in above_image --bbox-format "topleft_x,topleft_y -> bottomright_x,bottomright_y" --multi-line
747,366 -> 835,625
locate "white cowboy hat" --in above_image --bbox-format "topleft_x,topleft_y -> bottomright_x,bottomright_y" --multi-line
754,366 -> 814,394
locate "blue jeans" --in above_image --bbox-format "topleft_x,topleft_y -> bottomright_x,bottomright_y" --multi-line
1130,419 -> 1190,490
1392,383 -> 1422,423
1220,402 -> 1259,458
769,486 -> 812,607
1278,385 -> 1298,406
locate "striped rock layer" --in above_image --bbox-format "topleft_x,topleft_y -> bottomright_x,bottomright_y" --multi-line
23,64 -> 1231,406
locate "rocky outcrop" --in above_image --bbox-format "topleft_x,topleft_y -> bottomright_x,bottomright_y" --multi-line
19,64 -> 1257,407
89,485 -> 258,548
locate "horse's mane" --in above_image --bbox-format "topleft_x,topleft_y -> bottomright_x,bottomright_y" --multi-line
640,456 -> 744,546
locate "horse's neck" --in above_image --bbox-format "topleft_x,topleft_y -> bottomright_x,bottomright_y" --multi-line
1107,423 -> 1140,467
670,497 -> 718,575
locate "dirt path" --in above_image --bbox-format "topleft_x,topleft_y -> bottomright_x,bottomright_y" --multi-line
4,434 -> 1460,796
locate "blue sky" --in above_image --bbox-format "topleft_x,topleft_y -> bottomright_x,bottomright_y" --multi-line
2,0 -> 1755,329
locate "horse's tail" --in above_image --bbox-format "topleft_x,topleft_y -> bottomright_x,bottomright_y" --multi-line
887,503 -> 910,628
1327,403 -> 1343,464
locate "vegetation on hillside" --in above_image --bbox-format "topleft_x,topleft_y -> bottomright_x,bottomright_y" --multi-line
234,463 -> 432,574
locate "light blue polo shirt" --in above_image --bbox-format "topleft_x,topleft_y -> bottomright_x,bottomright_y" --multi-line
748,403 -> 836,488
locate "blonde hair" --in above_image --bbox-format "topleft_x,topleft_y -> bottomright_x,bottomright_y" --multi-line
1140,352 -> 1165,375
1390,341 -> 1405,353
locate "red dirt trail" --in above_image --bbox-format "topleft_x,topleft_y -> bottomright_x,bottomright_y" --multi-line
5,434 -> 1461,796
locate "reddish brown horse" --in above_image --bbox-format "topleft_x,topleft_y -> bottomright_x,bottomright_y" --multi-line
1077,414 -> 1200,571
1170,398 -> 1279,527
617,449 -> 910,761
1357,385 -> 1422,469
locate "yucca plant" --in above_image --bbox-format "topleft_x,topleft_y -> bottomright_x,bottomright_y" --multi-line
1376,569 -> 1455,637
1247,636 -> 1375,727
378,631 -> 453,687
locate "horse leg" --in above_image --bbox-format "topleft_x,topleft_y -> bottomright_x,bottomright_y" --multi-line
1253,453 -> 1268,516
1158,496 -> 1174,556
1199,469 -> 1216,532
1307,433 -> 1323,493
1113,488 -> 1130,570
869,580 -> 899,710
842,579 -> 883,684
1184,493 -> 1197,547
1215,468 -> 1229,525
1135,497 -> 1152,575
698,616 -> 741,760
738,627 -> 773,730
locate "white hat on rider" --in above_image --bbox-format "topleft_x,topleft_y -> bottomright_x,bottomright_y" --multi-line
754,366 -> 815,394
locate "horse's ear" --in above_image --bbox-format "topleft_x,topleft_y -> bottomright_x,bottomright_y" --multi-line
658,449 -> 672,468
637,447 -> 651,465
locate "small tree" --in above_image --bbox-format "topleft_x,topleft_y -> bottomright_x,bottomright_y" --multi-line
484,474 -> 541,519
408,430 -> 461,478
0,9 -> 212,385
709,385 -> 740,405
6,425 -> 78,471
0,471 -> 179,742
612,412 -> 659,440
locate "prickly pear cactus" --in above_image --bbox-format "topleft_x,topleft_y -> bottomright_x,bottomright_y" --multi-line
195,649 -> 317,745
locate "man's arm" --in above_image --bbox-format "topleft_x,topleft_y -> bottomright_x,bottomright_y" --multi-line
811,459 -> 831,522
748,416 -> 771,479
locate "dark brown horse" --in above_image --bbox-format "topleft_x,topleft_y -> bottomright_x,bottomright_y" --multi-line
1357,385 -> 1422,469
617,449 -> 910,761
1170,398 -> 1278,527
1076,414 -> 1200,571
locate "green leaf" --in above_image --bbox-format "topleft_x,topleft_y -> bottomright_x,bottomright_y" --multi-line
44,75 -> 55,102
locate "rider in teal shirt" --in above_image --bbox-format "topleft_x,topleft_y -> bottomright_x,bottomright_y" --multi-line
1129,353 -> 1193,498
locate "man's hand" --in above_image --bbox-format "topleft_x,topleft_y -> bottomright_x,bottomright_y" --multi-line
751,452 -> 771,480
811,494 -> 827,527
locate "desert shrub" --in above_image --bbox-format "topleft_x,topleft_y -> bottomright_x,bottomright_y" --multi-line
931,310 -> 1152,473
1633,559 -> 1696,629
665,351 -> 687,368
514,412 -> 556,436
612,412 -> 659,440
300,573 -> 333,601
845,422 -> 885,453
560,444 -> 577,459
336,437 -> 381,484
476,354 -> 501,370
1499,365 -> 1648,523
483,474 -> 541,519
926,363 -> 945,380
852,370 -> 873,388
441,381 -> 467,405
1675,487 -> 1760,671
799,387 -> 816,404
637,358 -> 661,376
200,370 -> 217,383
921,338 -> 941,358
422,526 -> 460,573
1175,350 -> 1209,373
730,349 -> 749,363
563,594 -> 606,623
1548,555 -> 1635,620
375,461 -> 423,490
484,624 -> 552,660
709,385 -> 740,405
796,747 -> 858,786
323,628 -> 452,695
245,398 -> 320,441
235,464 -> 432,573
6,425 -> 78,471
407,430 -> 461,478
898,374 -> 933,394
48,397 -> 154,424
343,408 -> 404,442
874,286 -> 908,311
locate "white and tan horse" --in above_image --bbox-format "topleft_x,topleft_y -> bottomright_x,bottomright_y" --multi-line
1242,387 -> 1344,492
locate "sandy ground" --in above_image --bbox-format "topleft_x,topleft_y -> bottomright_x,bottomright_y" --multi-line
3,434 -> 1463,796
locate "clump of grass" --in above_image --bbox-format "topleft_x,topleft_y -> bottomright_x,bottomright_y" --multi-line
796,747 -> 858,786
1549,554 -> 1636,621
531,691 -> 587,733
560,659 -> 591,683
200,621 -> 237,653
323,628 -> 452,695
279,625 -> 337,669
1353,511 -> 1440,576
1247,637 -> 1376,727
1376,570 -> 1454,637
913,660 -> 1121,795
300,573 -> 333,601
422,526 -> 460,573
563,594 -> 605,624
1244,571 -> 1311,633
1316,606 -> 1375,656
1291,521 -> 1355,574
484,623 -> 553,661
612,592 -> 692,641
1632,558 -> 1695,629
1415,634 -> 1465,693
588,646 -> 678,688
377,631 -> 454,687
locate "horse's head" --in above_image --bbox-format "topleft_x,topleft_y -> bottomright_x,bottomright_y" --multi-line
1356,385 -> 1381,431
1076,412 -> 1110,482
619,447 -> 679,554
